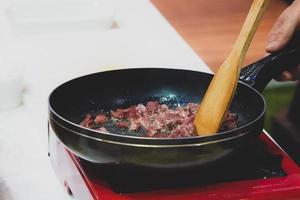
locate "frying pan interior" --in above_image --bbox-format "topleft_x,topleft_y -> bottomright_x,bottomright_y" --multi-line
49,68 -> 264,137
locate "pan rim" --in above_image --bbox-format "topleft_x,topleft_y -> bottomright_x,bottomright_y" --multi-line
48,67 -> 266,145
50,116 -> 252,147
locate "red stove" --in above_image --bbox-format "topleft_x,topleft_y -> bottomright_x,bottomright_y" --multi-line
49,131 -> 300,200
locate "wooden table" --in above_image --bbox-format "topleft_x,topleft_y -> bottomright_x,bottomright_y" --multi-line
152,0 -> 287,72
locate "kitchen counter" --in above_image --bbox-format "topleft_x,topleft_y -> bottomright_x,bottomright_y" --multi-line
0,0 -> 210,199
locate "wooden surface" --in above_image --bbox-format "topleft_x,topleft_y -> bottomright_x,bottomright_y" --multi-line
151,0 -> 287,72
194,0 -> 270,135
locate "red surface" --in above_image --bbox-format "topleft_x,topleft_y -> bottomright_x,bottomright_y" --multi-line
49,131 -> 300,200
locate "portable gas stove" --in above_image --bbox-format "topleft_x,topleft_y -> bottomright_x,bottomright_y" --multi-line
49,131 -> 300,200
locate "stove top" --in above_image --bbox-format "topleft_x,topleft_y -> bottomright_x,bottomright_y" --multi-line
49,131 -> 300,200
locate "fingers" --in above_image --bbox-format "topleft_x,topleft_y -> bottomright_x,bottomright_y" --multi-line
275,65 -> 300,81
275,71 -> 293,81
290,65 -> 300,80
266,7 -> 299,53
267,1 -> 300,81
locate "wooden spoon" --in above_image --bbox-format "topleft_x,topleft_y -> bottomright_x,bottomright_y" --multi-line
194,0 -> 269,136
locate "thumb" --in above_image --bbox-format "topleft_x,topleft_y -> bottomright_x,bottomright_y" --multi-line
266,8 -> 299,53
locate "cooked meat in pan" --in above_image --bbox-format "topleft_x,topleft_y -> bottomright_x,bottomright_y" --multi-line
80,101 -> 238,138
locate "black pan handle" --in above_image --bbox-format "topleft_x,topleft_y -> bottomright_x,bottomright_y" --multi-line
239,31 -> 300,92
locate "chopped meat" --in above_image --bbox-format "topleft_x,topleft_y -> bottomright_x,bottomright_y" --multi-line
146,101 -> 161,113
186,103 -> 198,113
169,123 -> 196,138
94,114 -> 107,125
124,106 -> 137,118
111,109 -> 125,119
136,104 -> 147,116
129,119 -> 141,131
80,101 -> 238,138
97,127 -> 108,133
115,121 -> 130,129
220,112 -> 238,131
80,114 -> 94,128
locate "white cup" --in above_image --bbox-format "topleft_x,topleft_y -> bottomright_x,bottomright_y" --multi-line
0,58 -> 24,111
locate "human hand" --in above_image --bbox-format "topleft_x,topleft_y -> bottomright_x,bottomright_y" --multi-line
266,0 -> 300,81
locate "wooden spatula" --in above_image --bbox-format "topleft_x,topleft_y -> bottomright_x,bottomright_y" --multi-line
194,0 -> 269,136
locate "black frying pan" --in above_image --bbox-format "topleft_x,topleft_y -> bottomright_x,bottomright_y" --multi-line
48,32 -> 300,170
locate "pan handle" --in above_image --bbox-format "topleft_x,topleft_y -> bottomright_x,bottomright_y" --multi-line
239,31 -> 300,92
